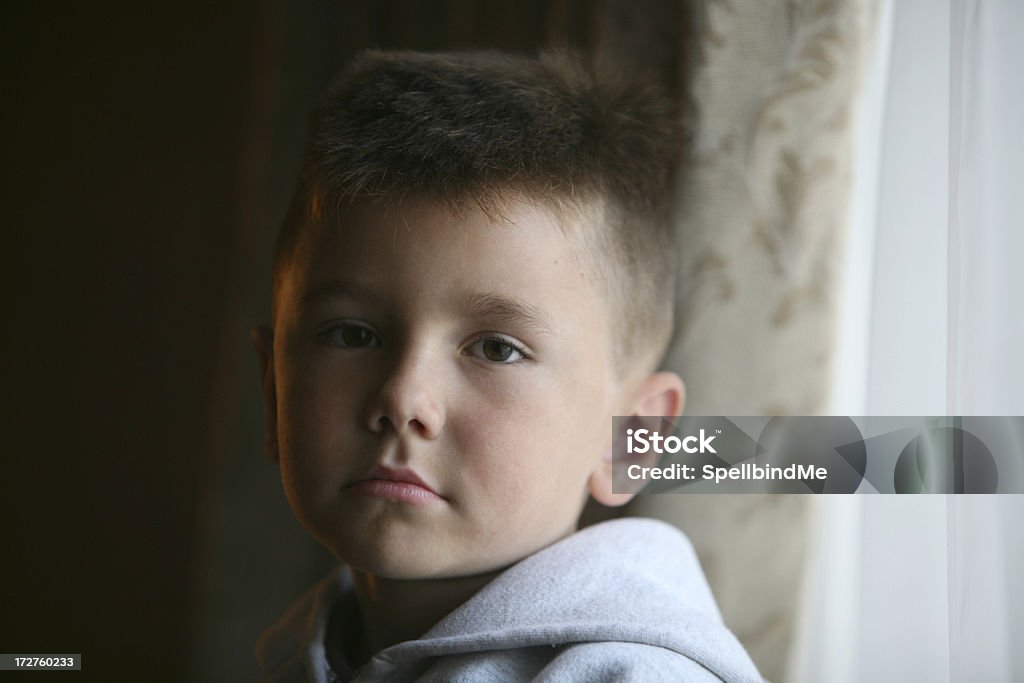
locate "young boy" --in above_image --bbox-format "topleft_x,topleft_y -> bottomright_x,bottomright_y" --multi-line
253,50 -> 761,682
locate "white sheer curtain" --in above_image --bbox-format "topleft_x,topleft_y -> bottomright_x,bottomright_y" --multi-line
793,1 -> 1024,681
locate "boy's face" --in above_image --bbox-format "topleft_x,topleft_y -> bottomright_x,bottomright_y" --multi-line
265,197 -> 632,579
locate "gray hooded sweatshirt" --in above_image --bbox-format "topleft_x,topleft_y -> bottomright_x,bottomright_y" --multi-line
256,518 -> 763,682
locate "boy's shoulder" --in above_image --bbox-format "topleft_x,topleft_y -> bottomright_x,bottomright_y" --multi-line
257,518 -> 763,682
412,518 -> 761,681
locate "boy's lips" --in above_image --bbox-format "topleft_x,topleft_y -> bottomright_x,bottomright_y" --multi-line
346,465 -> 446,504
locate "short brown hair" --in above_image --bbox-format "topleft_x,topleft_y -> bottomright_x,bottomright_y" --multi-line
274,49 -> 682,372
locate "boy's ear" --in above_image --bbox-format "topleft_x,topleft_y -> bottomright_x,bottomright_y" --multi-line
630,371 -> 686,420
588,371 -> 686,507
251,325 -> 279,462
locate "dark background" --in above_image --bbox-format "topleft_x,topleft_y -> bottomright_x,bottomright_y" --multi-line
2,2 -> 687,680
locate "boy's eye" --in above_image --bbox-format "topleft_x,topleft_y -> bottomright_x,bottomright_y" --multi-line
318,321 -> 381,349
465,336 -> 527,364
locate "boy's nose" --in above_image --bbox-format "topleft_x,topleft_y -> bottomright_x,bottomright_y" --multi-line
363,351 -> 445,439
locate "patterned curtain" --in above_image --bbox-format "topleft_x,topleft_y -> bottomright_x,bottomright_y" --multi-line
620,2 -> 879,680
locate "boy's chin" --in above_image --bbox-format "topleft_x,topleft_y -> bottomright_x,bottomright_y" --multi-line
331,534 -> 526,581
318,511 -> 585,580
341,550 -> 497,581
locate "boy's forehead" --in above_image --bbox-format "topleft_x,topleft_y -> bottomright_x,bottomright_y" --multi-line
296,196 -> 595,279
281,195 -> 609,321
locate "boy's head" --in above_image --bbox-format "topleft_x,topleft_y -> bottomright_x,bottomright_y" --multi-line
255,50 -> 685,579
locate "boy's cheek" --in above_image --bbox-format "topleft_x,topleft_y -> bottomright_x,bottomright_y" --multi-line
460,427 -> 566,495
279,360 -> 365,422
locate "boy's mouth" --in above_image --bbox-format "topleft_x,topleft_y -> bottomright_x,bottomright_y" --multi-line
345,465 -> 446,504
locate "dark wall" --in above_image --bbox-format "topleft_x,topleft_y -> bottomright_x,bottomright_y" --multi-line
4,4 -> 256,681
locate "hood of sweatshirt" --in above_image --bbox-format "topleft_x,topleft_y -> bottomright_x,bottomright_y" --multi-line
257,517 -> 763,682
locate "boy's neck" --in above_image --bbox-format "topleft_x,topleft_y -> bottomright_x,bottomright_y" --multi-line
343,568 -> 504,667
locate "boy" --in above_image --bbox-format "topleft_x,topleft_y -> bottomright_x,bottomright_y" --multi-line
253,50 -> 761,682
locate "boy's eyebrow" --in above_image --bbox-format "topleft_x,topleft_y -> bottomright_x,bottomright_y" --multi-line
465,293 -> 555,335
298,280 -> 554,334
298,278 -> 382,307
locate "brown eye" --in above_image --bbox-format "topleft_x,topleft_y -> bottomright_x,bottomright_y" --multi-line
343,326 -> 373,347
319,321 -> 381,349
482,339 -> 514,362
466,336 -> 526,364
